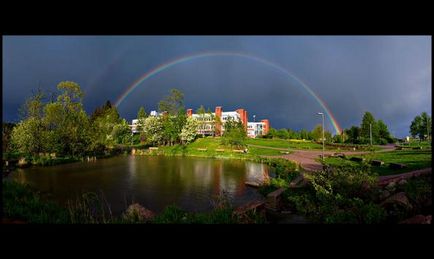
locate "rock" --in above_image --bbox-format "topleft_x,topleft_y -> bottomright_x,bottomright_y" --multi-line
266,188 -> 285,211
381,192 -> 413,210
398,179 -> 408,185
385,181 -> 397,192
379,190 -> 391,200
399,215 -> 432,224
123,203 -> 155,222
245,181 -> 261,188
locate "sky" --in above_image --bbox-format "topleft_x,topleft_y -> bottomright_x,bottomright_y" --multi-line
2,36 -> 431,137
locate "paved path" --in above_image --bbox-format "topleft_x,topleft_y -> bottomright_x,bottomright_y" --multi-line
255,144 -> 397,172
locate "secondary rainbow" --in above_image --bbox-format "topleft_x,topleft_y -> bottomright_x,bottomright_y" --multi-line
114,51 -> 342,134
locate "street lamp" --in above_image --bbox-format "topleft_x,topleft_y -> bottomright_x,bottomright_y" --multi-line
253,115 -> 256,122
317,112 -> 325,161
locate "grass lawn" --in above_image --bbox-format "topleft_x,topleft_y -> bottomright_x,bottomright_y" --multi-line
323,150 -> 432,176
397,140 -> 432,149
246,138 -> 325,150
157,137 -> 285,158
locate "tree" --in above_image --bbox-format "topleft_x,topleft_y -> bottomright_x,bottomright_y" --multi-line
360,112 -> 379,144
43,81 -> 90,156
410,112 -> 431,140
158,88 -> 184,115
344,126 -> 361,144
136,106 -> 147,141
276,129 -> 289,139
221,117 -> 246,148
11,89 -> 48,155
180,117 -> 198,145
2,122 -> 16,153
11,118 -> 49,155
142,116 -> 164,146
311,124 -> 332,143
377,120 -> 393,144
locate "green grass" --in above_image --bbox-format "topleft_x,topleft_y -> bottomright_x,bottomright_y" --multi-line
323,150 -> 432,176
246,138 -> 325,150
2,180 -> 266,224
397,140 -> 431,149
157,137 -> 286,158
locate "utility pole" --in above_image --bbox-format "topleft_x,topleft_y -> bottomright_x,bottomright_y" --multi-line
317,112 -> 325,161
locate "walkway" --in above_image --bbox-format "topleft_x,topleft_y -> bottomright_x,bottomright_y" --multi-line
253,143 -> 397,172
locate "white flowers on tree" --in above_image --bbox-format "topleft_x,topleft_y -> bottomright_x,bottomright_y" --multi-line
142,116 -> 164,145
180,117 -> 198,144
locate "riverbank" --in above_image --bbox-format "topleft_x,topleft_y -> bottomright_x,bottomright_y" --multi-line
2,180 -> 266,224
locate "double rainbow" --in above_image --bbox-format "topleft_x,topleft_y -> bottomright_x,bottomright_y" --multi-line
114,51 -> 342,134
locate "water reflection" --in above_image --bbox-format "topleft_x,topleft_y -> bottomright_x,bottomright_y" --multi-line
12,156 -> 270,214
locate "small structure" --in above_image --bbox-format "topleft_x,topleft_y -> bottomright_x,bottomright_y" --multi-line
350,157 -> 365,162
389,163 -> 407,169
371,160 -> 384,166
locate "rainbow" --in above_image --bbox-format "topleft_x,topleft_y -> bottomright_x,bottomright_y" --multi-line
114,51 -> 342,134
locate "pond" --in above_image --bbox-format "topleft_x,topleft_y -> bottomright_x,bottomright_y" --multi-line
11,155 -> 272,215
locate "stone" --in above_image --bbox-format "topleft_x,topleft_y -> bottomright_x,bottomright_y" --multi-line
245,181 -> 261,188
266,188 -> 285,211
399,215 -> 432,224
381,192 -> 413,210
123,203 -> 155,222
398,179 -> 408,185
385,181 -> 396,191
379,190 -> 391,200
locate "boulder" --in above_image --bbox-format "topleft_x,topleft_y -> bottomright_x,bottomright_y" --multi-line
381,192 -> 413,210
399,215 -> 432,224
385,181 -> 397,192
379,190 -> 391,200
398,179 -> 408,185
122,203 -> 155,222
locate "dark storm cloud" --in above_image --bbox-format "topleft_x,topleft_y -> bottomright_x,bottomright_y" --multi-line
3,36 -> 431,137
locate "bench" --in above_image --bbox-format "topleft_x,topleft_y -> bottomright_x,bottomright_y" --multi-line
197,148 -> 207,151
389,163 -> 407,169
371,160 -> 384,166
412,147 -> 423,150
233,149 -> 244,153
149,147 -> 159,151
350,157 -> 365,162
280,151 -> 290,154
215,149 -> 225,152
333,153 -> 346,158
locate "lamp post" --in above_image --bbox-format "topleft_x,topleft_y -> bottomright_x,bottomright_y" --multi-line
317,112 -> 325,161
253,115 -> 256,122
370,123 -> 372,146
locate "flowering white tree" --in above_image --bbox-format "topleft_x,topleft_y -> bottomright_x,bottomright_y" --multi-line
180,117 -> 198,145
142,116 -> 164,146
